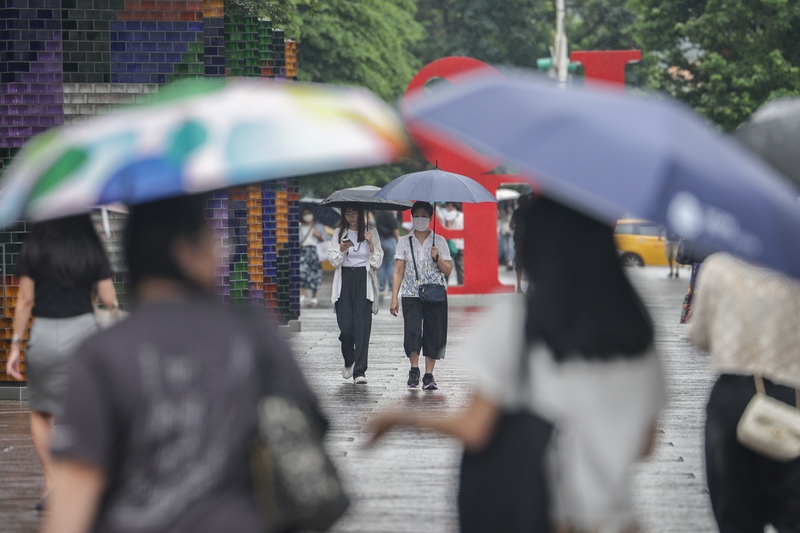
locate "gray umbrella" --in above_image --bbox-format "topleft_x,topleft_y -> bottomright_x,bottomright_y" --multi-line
735,97 -> 800,187
319,185 -> 413,211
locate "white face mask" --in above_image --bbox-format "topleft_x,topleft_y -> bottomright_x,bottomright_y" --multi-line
302,214 -> 314,222
413,217 -> 430,232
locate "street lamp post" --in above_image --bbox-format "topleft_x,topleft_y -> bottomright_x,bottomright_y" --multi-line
554,0 -> 569,86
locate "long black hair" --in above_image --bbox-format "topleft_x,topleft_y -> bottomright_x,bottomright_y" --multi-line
522,197 -> 653,361
21,214 -> 111,288
337,203 -> 366,243
124,194 -> 209,290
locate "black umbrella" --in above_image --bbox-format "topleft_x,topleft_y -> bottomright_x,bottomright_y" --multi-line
299,197 -> 341,228
736,97 -> 800,188
319,185 -> 413,211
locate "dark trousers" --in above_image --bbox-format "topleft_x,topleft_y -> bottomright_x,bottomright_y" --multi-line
453,250 -> 464,285
335,267 -> 372,378
401,296 -> 447,360
706,374 -> 800,533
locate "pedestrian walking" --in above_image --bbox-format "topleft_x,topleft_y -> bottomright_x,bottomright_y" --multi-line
372,197 -> 666,532
4,215 -> 117,512
689,253 -> 800,532
328,204 -> 383,384
441,202 -> 465,285
664,229 -> 681,278
43,195 -> 323,533
390,201 -> 452,390
510,193 -> 531,293
299,207 -> 328,307
375,209 -> 400,294
499,203 -> 515,270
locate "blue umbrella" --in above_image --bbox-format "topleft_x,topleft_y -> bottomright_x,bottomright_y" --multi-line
403,73 -> 800,279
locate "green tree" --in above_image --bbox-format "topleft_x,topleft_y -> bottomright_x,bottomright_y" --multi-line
566,0 -> 638,51
294,0 -> 424,101
290,0 -> 427,196
630,0 -> 800,130
415,0 -> 554,68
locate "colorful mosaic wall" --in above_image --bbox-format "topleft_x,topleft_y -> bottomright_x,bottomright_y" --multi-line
0,3 -> 301,381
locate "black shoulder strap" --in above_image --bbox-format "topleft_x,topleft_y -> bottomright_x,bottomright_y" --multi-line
409,234 -> 420,282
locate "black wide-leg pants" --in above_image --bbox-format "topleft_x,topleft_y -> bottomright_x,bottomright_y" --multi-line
335,267 -> 372,378
705,374 -> 800,533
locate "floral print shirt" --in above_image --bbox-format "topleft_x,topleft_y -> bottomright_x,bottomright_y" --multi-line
395,232 -> 452,298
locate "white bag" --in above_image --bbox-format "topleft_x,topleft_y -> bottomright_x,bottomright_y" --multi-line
736,379 -> 800,462
316,240 -> 331,263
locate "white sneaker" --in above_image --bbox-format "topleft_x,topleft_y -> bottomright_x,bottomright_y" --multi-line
310,298 -> 318,307
300,295 -> 306,306
342,364 -> 354,379
354,375 -> 367,384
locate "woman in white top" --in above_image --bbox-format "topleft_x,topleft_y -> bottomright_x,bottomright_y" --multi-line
328,204 -> 383,384
689,253 -> 800,532
371,197 -> 666,532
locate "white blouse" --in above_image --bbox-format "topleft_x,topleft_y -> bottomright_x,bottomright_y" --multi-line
466,295 -> 666,532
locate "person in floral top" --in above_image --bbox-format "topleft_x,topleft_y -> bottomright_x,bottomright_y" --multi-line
390,202 -> 453,390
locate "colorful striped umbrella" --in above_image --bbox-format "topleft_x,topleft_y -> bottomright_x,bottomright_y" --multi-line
0,78 -> 408,227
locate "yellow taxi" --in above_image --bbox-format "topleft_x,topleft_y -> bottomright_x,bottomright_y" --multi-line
613,219 -> 669,267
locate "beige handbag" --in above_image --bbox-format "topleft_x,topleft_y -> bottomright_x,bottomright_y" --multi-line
736,374 -> 800,461
732,278 -> 800,461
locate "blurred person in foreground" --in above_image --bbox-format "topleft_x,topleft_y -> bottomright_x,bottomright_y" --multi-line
5,215 -> 117,511
390,201 -> 452,390
43,195 -> 321,533
689,253 -> 800,532
328,204 -> 383,384
371,197 -> 666,532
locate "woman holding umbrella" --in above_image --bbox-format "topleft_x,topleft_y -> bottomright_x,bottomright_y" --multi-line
390,201 -> 453,390
328,204 -> 383,384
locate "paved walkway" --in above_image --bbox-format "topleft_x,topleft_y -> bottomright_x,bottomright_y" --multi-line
0,265 -> 720,532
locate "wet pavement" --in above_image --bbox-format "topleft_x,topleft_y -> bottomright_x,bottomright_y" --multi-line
0,264 -> 720,532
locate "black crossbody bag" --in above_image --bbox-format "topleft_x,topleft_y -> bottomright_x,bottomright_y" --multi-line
409,235 -> 447,303
458,343 -> 554,533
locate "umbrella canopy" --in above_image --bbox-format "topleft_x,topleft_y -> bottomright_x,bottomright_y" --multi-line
298,197 -> 341,228
403,73 -> 800,279
320,185 -> 413,211
735,97 -> 800,188
0,78 -> 408,228
371,168 -> 497,204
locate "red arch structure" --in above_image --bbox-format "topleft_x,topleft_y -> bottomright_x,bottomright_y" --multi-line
400,52 -> 640,295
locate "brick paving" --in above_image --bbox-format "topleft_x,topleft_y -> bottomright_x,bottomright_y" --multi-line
0,265 -> 721,532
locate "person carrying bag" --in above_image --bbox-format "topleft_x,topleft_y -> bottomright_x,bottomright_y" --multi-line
690,252 -> 800,532
390,201 -> 452,390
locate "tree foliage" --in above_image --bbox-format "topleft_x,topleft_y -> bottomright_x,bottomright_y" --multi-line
630,0 -> 800,130
294,0 -> 424,101
414,0 -> 554,68
566,0 -> 638,51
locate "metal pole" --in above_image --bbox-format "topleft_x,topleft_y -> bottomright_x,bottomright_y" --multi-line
555,0 -> 569,86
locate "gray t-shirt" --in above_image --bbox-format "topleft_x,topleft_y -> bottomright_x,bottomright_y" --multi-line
53,298 -> 319,533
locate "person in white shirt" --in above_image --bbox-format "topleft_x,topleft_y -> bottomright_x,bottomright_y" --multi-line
444,202 -> 465,284
327,204 -> 383,384
390,201 -> 453,390
370,197 -> 665,532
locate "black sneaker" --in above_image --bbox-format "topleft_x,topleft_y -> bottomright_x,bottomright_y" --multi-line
422,373 -> 438,390
407,367 -> 420,388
